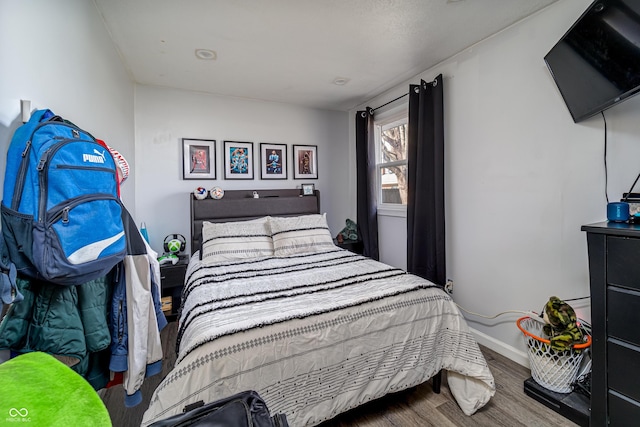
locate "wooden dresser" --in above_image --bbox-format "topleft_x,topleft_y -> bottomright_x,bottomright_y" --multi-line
582,221 -> 640,426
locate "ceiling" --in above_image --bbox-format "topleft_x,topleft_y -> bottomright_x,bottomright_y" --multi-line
93,0 -> 558,111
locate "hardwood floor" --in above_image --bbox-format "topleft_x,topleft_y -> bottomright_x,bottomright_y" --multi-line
100,321 -> 581,426
320,348 -> 580,427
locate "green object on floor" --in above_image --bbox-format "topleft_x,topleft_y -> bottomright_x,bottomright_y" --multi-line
0,351 -> 111,426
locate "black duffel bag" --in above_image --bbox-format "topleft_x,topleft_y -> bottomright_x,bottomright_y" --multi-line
149,390 -> 289,427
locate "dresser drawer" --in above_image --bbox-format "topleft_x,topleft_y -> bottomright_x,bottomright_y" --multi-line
608,339 -> 640,402
609,390 -> 640,426
607,236 -> 640,291
608,287 -> 640,345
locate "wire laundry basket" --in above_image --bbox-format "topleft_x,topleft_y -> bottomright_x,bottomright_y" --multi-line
517,316 -> 591,393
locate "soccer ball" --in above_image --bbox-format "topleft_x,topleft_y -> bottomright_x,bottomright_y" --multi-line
194,187 -> 207,200
166,239 -> 182,254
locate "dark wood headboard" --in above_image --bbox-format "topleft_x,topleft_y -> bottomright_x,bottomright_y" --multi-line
189,189 -> 320,254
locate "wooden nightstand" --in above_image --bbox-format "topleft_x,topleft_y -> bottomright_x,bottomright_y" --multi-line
160,255 -> 189,321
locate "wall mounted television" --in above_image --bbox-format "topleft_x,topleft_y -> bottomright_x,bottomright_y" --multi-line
544,0 -> 640,123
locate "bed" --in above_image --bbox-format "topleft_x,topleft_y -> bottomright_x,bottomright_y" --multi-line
142,189 -> 495,426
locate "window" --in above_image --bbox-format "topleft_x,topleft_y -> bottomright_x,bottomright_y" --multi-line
375,110 -> 408,210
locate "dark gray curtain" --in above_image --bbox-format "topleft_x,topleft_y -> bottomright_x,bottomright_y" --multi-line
355,108 -> 379,260
407,75 -> 445,285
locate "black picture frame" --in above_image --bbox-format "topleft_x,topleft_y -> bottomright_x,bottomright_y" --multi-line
223,141 -> 254,180
259,143 -> 287,179
293,144 -> 318,179
182,138 -> 216,180
301,183 -> 315,196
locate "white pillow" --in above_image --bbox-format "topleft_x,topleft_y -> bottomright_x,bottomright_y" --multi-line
201,217 -> 273,264
269,214 -> 335,256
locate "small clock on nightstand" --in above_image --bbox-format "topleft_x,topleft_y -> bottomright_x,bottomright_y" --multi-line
160,254 -> 189,321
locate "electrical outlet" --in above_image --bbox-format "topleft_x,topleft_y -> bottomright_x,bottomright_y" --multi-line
444,279 -> 453,294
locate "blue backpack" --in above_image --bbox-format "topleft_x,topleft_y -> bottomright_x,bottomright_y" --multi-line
1,109 -> 126,285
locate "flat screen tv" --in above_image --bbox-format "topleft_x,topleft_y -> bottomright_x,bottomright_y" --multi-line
544,0 -> 640,123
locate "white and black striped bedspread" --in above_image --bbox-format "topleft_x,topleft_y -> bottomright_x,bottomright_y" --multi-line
143,249 -> 495,426
176,249 -> 433,362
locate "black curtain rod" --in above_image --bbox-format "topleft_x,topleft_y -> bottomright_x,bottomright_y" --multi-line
371,92 -> 408,112
370,77 -> 437,113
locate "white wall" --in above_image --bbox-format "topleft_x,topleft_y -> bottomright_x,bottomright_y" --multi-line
133,86 -> 351,254
378,214 -> 407,270
0,0 -> 135,211
353,0 -> 640,365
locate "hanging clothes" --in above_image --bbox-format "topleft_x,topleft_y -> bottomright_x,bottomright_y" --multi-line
0,205 -> 167,407
0,273 -> 113,389
108,207 -> 167,407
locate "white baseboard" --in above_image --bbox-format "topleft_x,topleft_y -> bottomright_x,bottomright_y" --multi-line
469,327 -> 530,369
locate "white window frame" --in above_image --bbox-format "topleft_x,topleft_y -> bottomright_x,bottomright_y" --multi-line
374,104 -> 408,217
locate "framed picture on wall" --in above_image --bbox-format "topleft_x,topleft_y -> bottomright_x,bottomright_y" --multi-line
224,141 -> 254,179
182,138 -> 216,180
259,143 -> 287,179
293,144 -> 318,179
